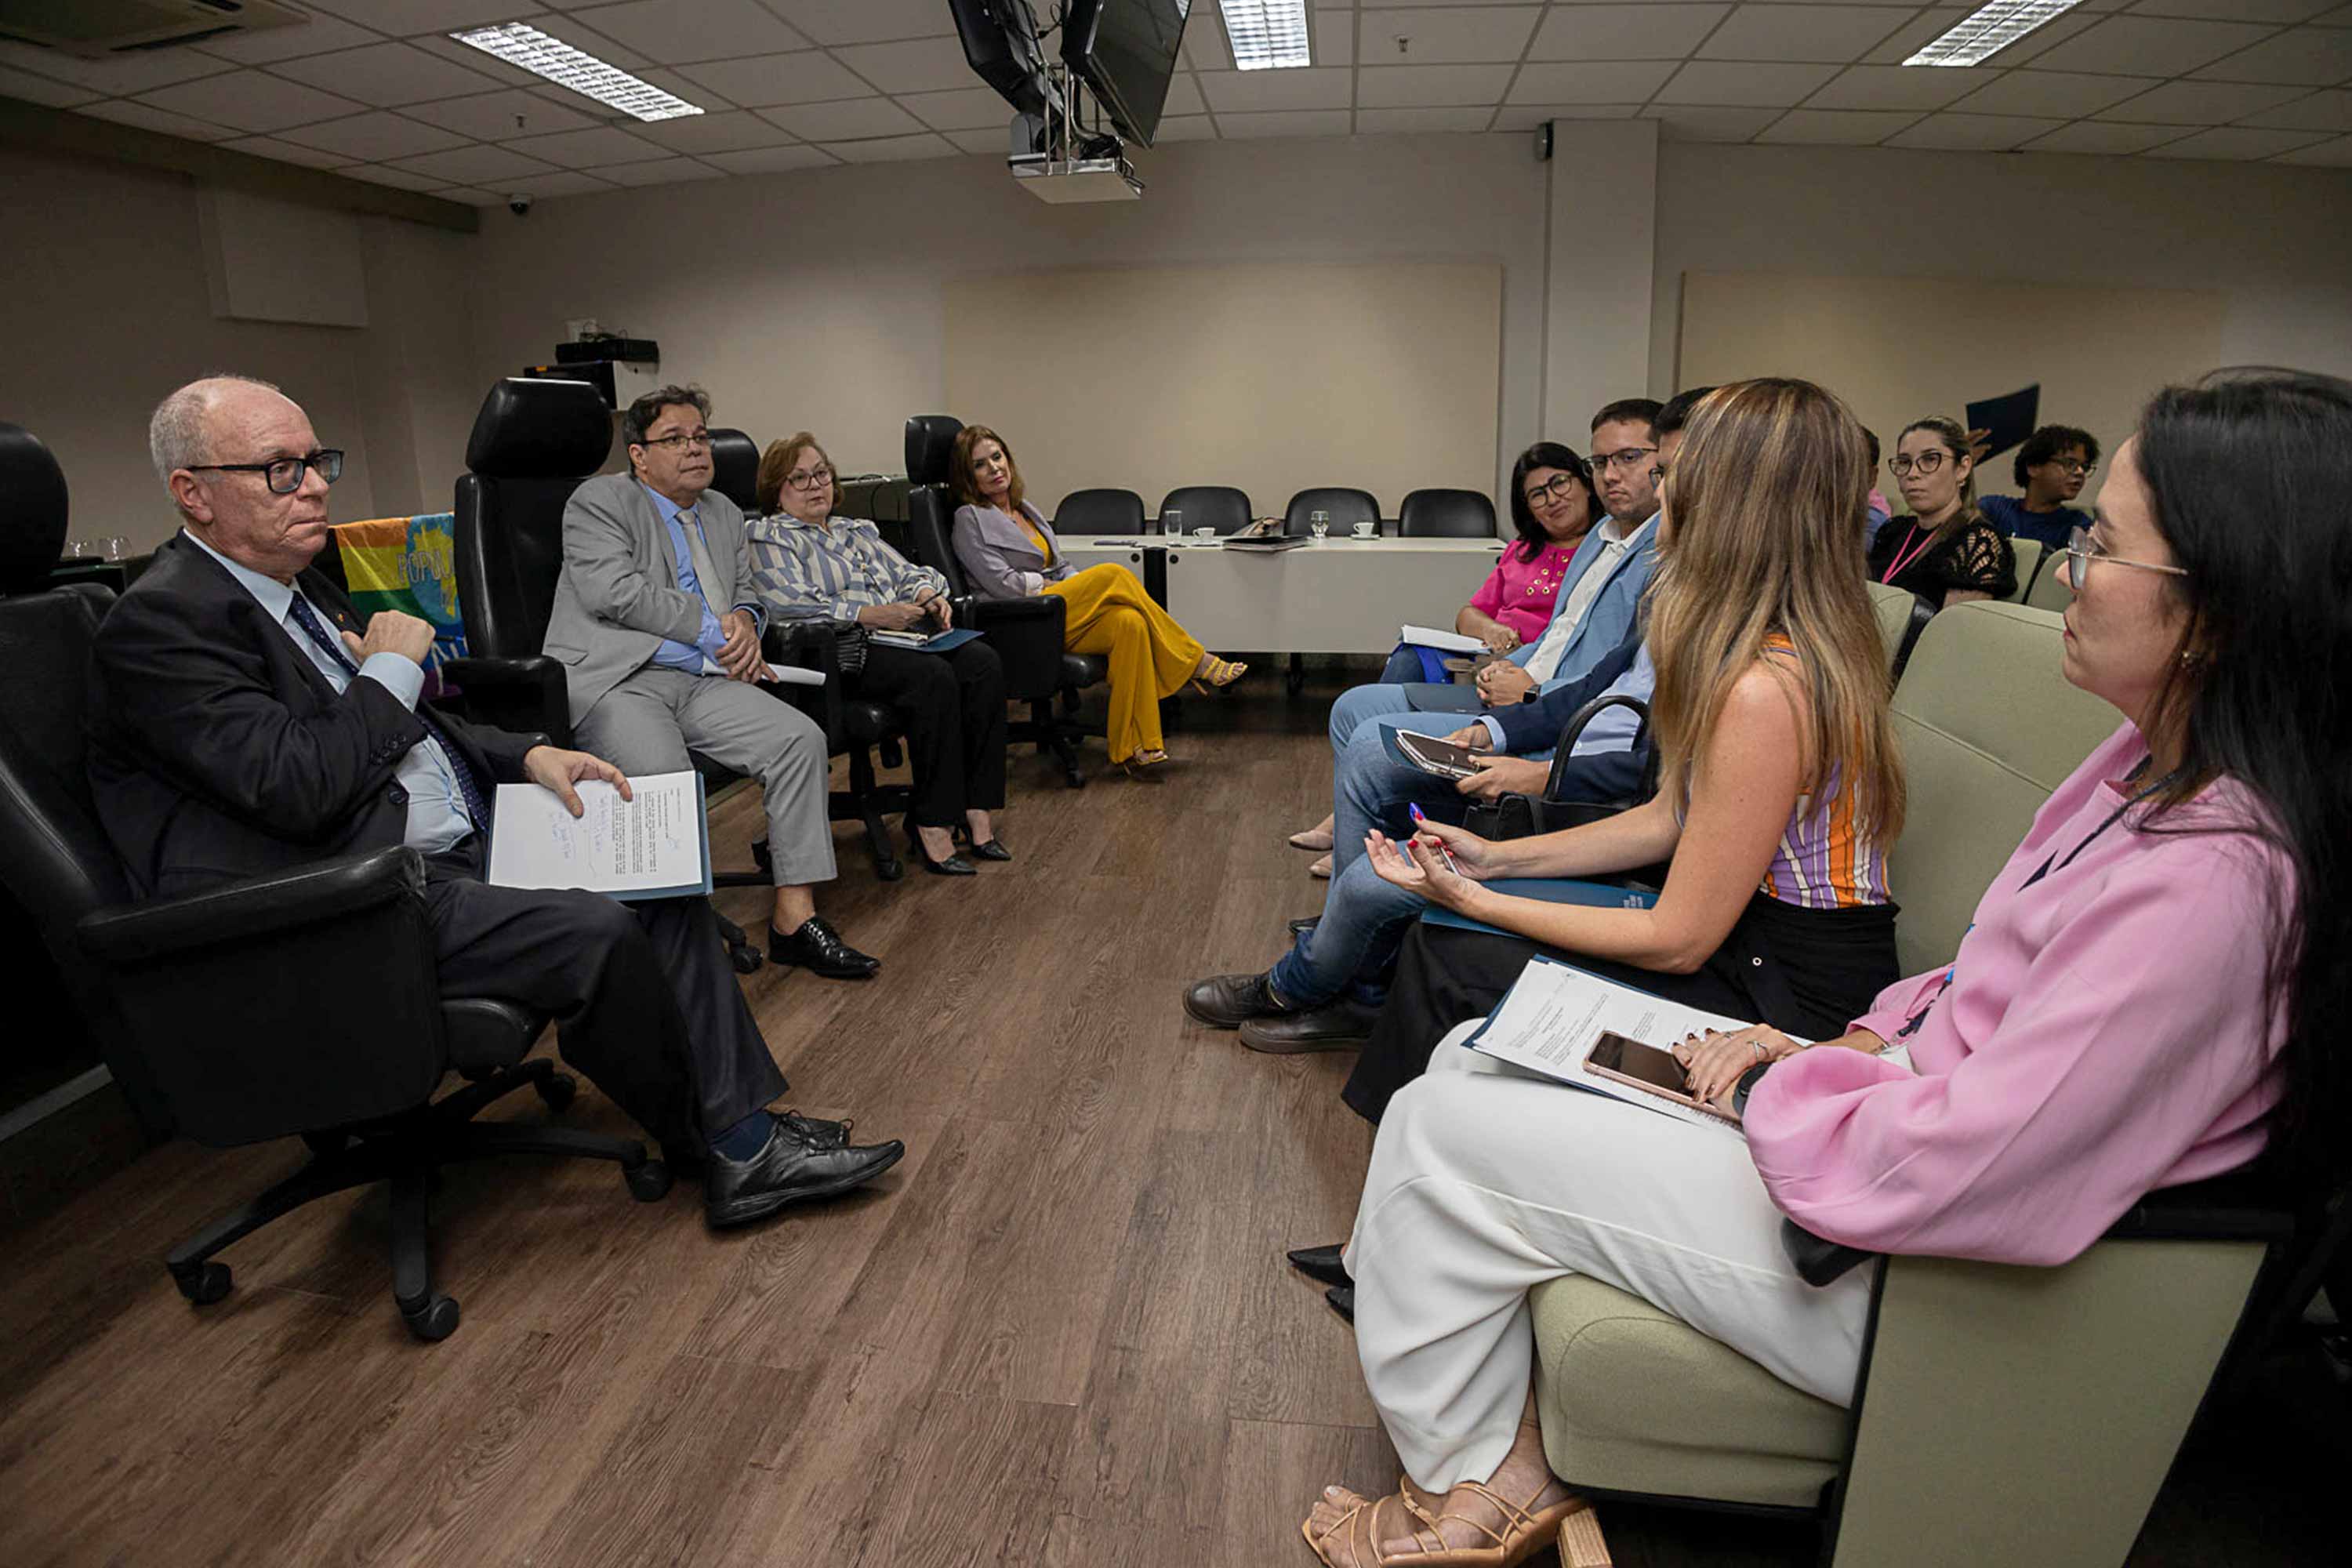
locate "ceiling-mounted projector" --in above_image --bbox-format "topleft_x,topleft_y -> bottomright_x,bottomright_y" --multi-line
951,0 -> 1192,204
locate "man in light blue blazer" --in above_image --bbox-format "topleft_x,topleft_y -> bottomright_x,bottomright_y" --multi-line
1313,399 -> 1665,879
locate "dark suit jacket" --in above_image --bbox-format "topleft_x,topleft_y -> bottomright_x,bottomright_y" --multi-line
87,533 -> 544,897
1490,625 -> 1650,806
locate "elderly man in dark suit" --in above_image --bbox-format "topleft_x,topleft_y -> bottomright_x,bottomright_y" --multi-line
85,374 -> 903,1228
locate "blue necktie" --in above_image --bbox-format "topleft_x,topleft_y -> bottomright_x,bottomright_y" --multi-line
284,593 -> 491,831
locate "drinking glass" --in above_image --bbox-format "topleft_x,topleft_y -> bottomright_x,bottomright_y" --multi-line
1161,507 -> 1183,544
1309,510 -> 1330,540
103,535 -> 128,561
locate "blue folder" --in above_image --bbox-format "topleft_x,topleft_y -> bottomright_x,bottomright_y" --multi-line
1420,877 -> 1656,939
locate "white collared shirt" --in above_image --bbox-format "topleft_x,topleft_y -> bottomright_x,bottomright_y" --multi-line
1522,514 -> 1639,682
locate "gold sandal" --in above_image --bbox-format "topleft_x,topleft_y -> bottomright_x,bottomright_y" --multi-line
1389,1476 -> 1601,1567
1191,655 -> 1248,694
1116,748 -> 1173,782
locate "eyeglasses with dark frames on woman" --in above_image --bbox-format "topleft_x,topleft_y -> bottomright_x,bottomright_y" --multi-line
786,463 -> 834,491
1523,473 -> 1584,506
1887,451 -> 1952,479
2060,524 -> 2187,594
187,449 -> 344,495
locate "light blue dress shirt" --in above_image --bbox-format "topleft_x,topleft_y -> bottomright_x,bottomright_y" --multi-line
638,481 -> 764,674
181,528 -> 474,855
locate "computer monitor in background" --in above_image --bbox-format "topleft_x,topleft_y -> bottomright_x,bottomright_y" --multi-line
1061,0 -> 1192,148
949,0 -> 1051,117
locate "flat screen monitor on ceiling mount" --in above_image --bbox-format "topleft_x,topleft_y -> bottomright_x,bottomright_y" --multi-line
1061,0 -> 1191,148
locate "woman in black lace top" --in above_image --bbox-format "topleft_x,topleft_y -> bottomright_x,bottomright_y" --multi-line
1867,415 -> 2016,608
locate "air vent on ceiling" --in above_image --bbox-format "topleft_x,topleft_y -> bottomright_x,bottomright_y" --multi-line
0,0 -> 305,58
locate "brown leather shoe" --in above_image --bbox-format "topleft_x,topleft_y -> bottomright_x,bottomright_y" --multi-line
1239,1000 -> 1377,1054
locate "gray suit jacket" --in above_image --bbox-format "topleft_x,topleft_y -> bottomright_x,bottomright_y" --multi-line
543,472 -> 757,726
953,500 -> 1076,600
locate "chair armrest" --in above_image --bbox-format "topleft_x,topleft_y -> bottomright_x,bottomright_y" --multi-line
957,593 -> 1069,701
441,654 -> 572,750
763,619 -> 848,746
78,845 -> 425,964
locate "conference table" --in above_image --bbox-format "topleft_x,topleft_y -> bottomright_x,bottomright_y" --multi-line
1056,534 -> 1505,656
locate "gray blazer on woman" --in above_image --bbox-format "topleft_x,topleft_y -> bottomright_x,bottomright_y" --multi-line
952,500 -> 1075,600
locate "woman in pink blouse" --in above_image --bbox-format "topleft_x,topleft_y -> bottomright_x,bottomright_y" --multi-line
1297,370 -> 2352,1568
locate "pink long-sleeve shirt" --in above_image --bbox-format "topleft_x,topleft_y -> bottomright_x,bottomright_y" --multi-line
1744,723 -> 2288,1266
1467,541 -> 1579,646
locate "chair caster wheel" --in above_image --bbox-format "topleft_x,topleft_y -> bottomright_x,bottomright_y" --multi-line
729,945 -> 762,975
1064,770 -> 1086,789
174,1261 -> 233,1305
625,1159 -> 673,1203
876,856 -> 905,882
401,1294 -> 460,1341
535,1072 -> 577,1112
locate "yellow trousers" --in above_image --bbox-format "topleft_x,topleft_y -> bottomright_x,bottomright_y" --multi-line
1044,562 -> 1206,763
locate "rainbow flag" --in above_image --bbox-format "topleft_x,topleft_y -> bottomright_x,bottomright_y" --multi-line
332,514 -> 469,697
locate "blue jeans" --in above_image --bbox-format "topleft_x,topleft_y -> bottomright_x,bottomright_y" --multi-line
1269,852 -> 1430,1008
1378,646 -> 1426,684
1330,716 -> 1480,876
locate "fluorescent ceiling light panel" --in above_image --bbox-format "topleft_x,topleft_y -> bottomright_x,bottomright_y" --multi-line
448,23 -> 704,122
1221,2 -> 1312,72
1905,1 -> 2083,69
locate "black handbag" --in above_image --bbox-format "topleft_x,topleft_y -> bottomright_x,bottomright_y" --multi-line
1462,692 -> 1657,842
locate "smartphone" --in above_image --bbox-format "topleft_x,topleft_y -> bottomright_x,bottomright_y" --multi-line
1392,731 -> 1478,779
1584,1031 -> 1739,1123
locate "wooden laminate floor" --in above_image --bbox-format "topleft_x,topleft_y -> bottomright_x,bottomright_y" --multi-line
3,673 -> 2346,1566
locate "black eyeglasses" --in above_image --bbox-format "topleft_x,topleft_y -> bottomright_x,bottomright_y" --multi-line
786,464 -> 834,491
1588,447 -> 1657,474
1889,452 -> 1949,478
1523,474 -> 1583,506
189,449 -> 344,495
637,429 -> 710,452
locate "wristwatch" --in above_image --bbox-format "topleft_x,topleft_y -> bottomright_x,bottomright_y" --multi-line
1732,1062 -> 1773,1117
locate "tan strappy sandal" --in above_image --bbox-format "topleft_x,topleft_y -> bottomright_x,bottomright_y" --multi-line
1390,1476 -> 1602,1567
1302,1489 -> 1411,1568
1191,654 -> 1248,694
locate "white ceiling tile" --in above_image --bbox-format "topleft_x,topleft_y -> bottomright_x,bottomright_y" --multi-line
946,125 -> 1009,154
502,169 -> 624,198
2190,27 -> 2352,85
1641,104 -> 1784,141
1805,64 -> 1996,111
267,42 -> 504,108
674,50 -> 869,107
1508,60 -> 1680,103
2145,125 -> 2335,158
2097,79 -> 2307,122
1355,64 -> 1515,107
1164,74 -> 1206,117
2029,16 -> 2280,76
136,72 -> 365,134
569,1 -> 811,65
831,36 -> 977,94
2131,1 -> 2336,21
388,143 -> 562,183
405,34 -> 563,93
506,125 -> 676,167
220,135 -> 353,170
1862,9 -> 1967,67
625,64 -> 731,110
760,0 -> 957,48
1197,66 -> 1356,112
195,14 -> 380,66
1970,6 -> 2115,66
2313,5 -> 2352,23
1217,109 -> 1356,139
0,39 -> 234,94
529,14 -> 649,69
2274,132 -> 2352,162
1697,5 -> 1916,64
1358,7 -> 1543,64
2240,89 -> 2352,129
1148,117 -> 1219,142
343,164 -> 455,191
701,144 -> 840,173
1756,107 -> 1922,144
1654,61 -> 1845,107
1317,12 -> 1356,67
631,107 -> 799,151
2023,120 -> 2194,153
822,132 -> 953,162
757,96 -> 925,140
75,100 -> 238,142
899,86 -> 1018,131
405,89 -> 600,140
1492,103 -> 1644,132
1530,4 -> 1730,61
588,155 -> 730,183
1355,106 -> 1498,132
277,110 -> 471,162
1948,69 -> 2161,117
1884,112 -> 2067,150
0,63 -> 99,107
304,1 -> 545,33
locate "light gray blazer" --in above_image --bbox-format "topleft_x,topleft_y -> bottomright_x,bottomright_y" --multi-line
542,472 -> 758,725
952,500 -> 1076,601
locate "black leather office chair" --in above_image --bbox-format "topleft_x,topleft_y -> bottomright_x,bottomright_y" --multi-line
706,426 -> 762,515
902,414 -> 1094,788
1399,488 -> 1498,539
1156,485 -> 1253,535
0,422 -> 666,1345
1053,488 -> 1146,535
1284,486 -> 1382,538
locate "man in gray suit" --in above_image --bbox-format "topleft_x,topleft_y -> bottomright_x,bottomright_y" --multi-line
545,385 -> 877,978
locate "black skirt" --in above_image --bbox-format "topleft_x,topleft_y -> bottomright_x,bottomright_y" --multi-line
1341,894 -> 1900,1124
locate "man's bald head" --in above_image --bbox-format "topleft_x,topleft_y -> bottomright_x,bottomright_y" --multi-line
151,375 -> 333,583
149,375 -> 290,484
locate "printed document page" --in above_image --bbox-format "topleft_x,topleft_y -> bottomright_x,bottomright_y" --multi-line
1400,622 -> 1486,653
486,770 -> 711,901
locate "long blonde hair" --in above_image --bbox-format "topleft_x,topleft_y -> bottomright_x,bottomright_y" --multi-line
1646,378 -> 1906,844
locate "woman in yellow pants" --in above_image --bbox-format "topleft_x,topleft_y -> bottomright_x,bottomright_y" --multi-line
949,425 -> 1246,777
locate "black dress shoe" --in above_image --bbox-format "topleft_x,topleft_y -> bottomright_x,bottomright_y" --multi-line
1287,916 -> 1319,937
1239,999 -> 1378,1054
1327,1285 -> 1356,1324
953,826 -> 1014,862
768,917 -> 881,978
906,826 -> 976,877
662,1109 -> 851,1174
705,1120 -> 906,1229
1287,1242 -> 1350,1288
1182,972 -> 1284,1029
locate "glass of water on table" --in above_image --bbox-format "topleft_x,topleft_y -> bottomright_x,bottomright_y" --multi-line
1309,510 -> 1330,540
1161,507 -> 1182,545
